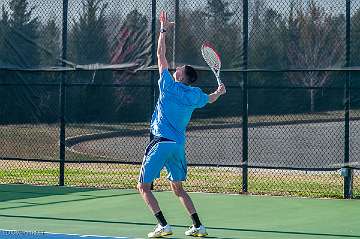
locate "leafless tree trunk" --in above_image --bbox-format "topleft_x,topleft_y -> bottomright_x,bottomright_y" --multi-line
287,0 -> 344,112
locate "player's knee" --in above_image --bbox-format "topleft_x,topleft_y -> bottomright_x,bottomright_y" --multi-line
173,188 -> 184,197
136,183 -> 142,193
171,183 -> 185,197
137,183 -> 151,194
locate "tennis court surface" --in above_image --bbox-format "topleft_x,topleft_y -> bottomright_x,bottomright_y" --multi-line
0,184 -> 359,239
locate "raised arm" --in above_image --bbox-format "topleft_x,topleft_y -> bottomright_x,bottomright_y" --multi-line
208,83 -> 226,103
157,11 -> 174,74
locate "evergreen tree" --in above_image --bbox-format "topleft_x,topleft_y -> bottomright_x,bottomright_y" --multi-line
37,18 -> 61,122
111,9 -> 149,66
352,9 -> 360,67
111,9 -> 150,121
0,6 -> 10,65
246,0 -> 292,115
70,0 -> 108,64
40,18 -> 60,66
205,0 -> 233,24
176,9 -> 205,66
0,6 -> 9,120
6,0 -> 40,67
249,2 -> 287,70
350,8 -> 360,108
68,0 -> 113,122
0,0 -> 42,123
204,0 -> 240,68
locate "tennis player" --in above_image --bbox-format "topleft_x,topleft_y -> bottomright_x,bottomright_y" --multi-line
137,10 -> 226,238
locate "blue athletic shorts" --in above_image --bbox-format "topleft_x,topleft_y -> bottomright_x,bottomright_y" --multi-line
138,136 -> 187,183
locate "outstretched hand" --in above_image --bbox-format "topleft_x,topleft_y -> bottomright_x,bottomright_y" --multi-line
159,10 -> 175,30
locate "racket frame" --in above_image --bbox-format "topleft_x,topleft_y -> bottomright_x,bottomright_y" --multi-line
201,42 -> 222,85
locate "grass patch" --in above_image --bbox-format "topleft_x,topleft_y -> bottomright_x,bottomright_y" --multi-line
0,161 -> 59,185
1,161 -> 358,199
249,170 -> 344,198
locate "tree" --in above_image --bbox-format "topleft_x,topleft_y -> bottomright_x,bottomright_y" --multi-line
36,18 -> 62,122
205,0 -> 234,25
352,9 -> 360,67
350,8 -> 360,108
5,0 -> 40,67
0,6 -> 9,121
39,18 -> 60,66
0,6 -> 10,65
68,0 -> 113,122
110,9 -> 150,121
0,0 -> 42,123
246,0 -> 292,115
111,9 -> 150,66
287,0 -> 345,112
70,0 -> 109,64
204,0 -> 240,68
249,1 -> 288,70
176,9 -> 206,66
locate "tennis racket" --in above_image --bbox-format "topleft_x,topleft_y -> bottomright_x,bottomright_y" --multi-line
201,42 -> 222,85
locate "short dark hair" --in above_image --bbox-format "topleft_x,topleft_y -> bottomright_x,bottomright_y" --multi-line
184,65 -> 197,84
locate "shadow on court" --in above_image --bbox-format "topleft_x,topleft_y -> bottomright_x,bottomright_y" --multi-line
0,214 -> 359,238
0,184 -> 99,202
0,184 -> 105,203
0,184 -> 139,210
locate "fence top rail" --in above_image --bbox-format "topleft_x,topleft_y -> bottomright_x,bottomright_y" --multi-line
1,64 -> 360,73
153,66 -> 360,73
0,63 -> 139,72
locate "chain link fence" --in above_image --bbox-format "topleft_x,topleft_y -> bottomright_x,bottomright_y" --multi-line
350,0 -> 360,199
0,0 -> 359,198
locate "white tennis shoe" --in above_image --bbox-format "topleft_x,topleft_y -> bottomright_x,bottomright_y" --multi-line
185,225 -> 208,237
147,224 -> 173,238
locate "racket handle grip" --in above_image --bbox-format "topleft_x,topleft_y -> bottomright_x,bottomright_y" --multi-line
217,77 -> 222,85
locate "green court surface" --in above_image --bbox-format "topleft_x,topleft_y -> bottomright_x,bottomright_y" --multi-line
0,184 -> 359,239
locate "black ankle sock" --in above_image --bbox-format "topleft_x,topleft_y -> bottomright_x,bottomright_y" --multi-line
191,213 -> 202,228
154,211 -> 167,227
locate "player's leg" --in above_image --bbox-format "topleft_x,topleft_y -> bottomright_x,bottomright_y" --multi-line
137,182 -> 160,214
165,145 -> 208,237
138,142 -> 173,237
170,181 -> 196,214
169,181 -> 207,237
137,182 -> 172,237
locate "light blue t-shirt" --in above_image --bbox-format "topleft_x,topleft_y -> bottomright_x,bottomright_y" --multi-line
150,69 -> 209,144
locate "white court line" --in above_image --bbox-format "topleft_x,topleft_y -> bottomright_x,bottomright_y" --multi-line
0,229 -> 143,239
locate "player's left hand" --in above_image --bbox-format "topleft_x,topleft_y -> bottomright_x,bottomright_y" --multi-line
159,10 -> 175,30
217,83 -> 226,95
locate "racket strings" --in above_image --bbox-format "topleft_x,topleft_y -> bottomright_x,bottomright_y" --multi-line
202,47 -> 221,71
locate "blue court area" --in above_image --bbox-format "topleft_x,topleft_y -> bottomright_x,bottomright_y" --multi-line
0,230 -> 127,239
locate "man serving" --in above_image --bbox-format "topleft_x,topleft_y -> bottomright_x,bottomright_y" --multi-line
137,10 -> 226,238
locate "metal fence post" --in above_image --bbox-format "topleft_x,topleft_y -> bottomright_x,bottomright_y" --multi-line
150,0 -> 157,191
151,0 -> 157,109
242,0 -> 249,193
344,0 -> 352,199
59,0 -> 69,186
173,0 -> 179,68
